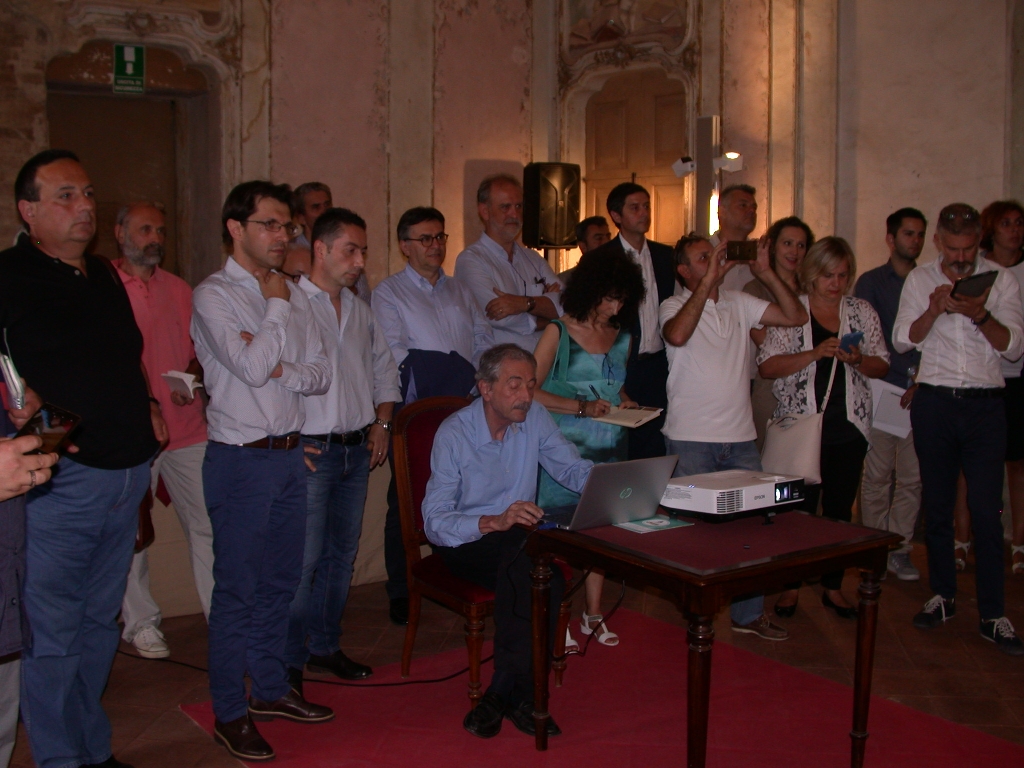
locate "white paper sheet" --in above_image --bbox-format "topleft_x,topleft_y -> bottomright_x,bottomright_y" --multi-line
870,378 -> 912,439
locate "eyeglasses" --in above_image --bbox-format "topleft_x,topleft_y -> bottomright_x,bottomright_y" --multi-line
940,209 -> 978,222
245,219 -> 299,237
402,233 -> 449,247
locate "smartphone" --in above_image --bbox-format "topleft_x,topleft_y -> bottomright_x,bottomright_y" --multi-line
839,330 -> 864,353
726,240 -> 757,261
15,403 -> 81,455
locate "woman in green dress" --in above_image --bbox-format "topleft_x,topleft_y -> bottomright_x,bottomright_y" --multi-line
534,248 -> 646,647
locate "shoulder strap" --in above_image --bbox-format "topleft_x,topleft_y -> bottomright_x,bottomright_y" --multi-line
549,320 -> 571,384
818,300 -> 845,413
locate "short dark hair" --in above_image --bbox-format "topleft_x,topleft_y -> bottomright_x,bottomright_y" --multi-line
477,174 -> 521,205
673,232 -> 710,269
476,343 -> 536,384
397,206 -> 445,241
15,149 -> 81,206
765,216 -> 815,270
980,200 -> 1024,251
311,207 -> 367,250
221,180 -> 293,246
561,246 -> 645,328
606,183 -> 648,216
292,181 -> 331,214
936,203 -> 981,237
885,207 -> 927,238
719,184 -> 756,206
574,215 -> 607,245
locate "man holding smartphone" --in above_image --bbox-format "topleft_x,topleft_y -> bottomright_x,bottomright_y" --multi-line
0,149 -> 164,768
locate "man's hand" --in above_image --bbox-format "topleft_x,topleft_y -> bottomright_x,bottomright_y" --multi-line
478,500 -> 544,534
0,436 -> 58,502
946,286 -> 990,322
303,442 -> 321,472
927,284 -> 954,318
240,331 -> 283,378
259,270 -> 291,302
486,289 -> 529,321
900,383 -> 918,409
365,424 -> 389,469
169,391 -> 194,406
151,402 -> 169,448
700,241 -> 735,291
748,235 -> 772,277
8,385 -> 42,430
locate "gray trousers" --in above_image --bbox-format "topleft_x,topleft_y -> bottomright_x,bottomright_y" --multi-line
859,427 -> 921,551
0,657 -> 19,768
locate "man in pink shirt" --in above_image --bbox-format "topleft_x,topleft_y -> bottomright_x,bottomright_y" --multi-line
115,202 -> 214,659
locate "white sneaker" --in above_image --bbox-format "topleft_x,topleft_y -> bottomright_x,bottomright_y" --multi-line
887,551 -> 920,581
131,624 -> 170,658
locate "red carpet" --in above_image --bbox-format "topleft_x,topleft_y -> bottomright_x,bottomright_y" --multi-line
182,610 -> 1023,767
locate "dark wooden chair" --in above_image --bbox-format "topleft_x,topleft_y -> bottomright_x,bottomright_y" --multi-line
394,396 -> 574,707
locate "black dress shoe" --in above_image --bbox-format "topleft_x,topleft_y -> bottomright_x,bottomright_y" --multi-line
307,650 -> 372,680
822,591 -> 857,620
389,597 -> 409,626
774,601 -> 797,618
214,714 -> 275,762
288,665 -> 305,697
504,700 -> 562,737
249,688 -> 335,723
82,758 -> 135,768
463,691 -> 504,738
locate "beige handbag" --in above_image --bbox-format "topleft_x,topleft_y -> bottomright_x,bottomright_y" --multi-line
760,303 -> 842,484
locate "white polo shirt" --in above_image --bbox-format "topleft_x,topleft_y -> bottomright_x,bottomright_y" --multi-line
660,288 -> 769,443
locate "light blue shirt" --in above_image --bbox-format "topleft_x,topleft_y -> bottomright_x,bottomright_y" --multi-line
371,264 -> 494,367
454,233 -> 563,351
191,257 -> 332,444
422,398 -> 592,547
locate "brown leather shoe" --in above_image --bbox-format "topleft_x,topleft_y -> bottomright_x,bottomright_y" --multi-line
213,714 -> 275,761
248,688 -> 335,723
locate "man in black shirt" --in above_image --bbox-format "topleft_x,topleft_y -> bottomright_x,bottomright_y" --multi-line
0,149 -> 165,768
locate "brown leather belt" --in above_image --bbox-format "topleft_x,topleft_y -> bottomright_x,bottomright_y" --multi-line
226,432 -> 302,450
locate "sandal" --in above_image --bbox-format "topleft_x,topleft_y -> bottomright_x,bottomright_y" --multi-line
1013,545 -> 1024,575
954,540 -> 971,572
580,612 -> 619,646
564,628 -> 579,652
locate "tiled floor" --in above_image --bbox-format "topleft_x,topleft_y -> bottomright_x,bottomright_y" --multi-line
9,546 -> 1024,767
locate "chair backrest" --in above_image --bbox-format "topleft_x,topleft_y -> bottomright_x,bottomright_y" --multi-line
393,396 -> 473,564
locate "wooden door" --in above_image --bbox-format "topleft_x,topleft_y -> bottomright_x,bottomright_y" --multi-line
585,68 -> 691,246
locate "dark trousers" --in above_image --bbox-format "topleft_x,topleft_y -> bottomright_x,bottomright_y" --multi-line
204,442 -> 307,722
383,467 -> 407,601
795,434 -> 868,592
911,385 -> 1006,620
437,527 -> 564,705
625,350 -> 669,460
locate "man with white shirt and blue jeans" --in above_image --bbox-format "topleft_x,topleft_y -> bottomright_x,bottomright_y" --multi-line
191,181 -> 335,760
454,174 -> 562,352
893,202 -> 1024,655
661,233 -> 807,641
285,208 -> 400,688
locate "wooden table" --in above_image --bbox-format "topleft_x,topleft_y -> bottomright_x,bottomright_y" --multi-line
526,510 -> 902,767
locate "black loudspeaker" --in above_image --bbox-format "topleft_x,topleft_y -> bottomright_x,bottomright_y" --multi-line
522,162 -> 581,248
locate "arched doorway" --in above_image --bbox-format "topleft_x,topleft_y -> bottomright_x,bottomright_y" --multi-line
45,41 -> 221,285
584,67 -> 691,245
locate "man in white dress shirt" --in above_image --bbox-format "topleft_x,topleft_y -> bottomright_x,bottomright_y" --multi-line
454,174 -> 562,352
191,181 -> 335,760
285,207 -> 400,688
893,202 -> 1024,655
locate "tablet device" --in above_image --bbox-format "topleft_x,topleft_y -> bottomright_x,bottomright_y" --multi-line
950,270 -> 998,298
15,403 -> 80,455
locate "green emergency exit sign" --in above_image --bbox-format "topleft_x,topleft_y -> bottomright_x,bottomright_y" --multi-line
113,44 -> 145,94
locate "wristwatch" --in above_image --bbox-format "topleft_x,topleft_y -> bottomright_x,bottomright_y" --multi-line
525,296 -> 536,313
373,417 -> 392,433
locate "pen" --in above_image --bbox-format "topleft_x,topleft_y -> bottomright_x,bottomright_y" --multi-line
589,385 -> 601,400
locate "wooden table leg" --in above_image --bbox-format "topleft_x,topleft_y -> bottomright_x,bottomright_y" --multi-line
851,570 -> 881,768
531,552 -> 552,751
686,614 -> 714,768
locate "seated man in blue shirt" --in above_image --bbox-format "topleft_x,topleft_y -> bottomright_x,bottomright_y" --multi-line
422,343 -> 592,738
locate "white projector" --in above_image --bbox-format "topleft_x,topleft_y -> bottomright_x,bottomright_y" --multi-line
661,469 -> 805,521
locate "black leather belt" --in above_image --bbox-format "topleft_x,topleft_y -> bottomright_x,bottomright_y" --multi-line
302,426 -> 370,446
211,432 -> 302,450
919,383 -> 1004,399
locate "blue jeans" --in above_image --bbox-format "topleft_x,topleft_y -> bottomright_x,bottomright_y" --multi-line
204,442 -> 306,722
666,439 -> 765,626
285,439 -> 370,668
20,457 -> 150,768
